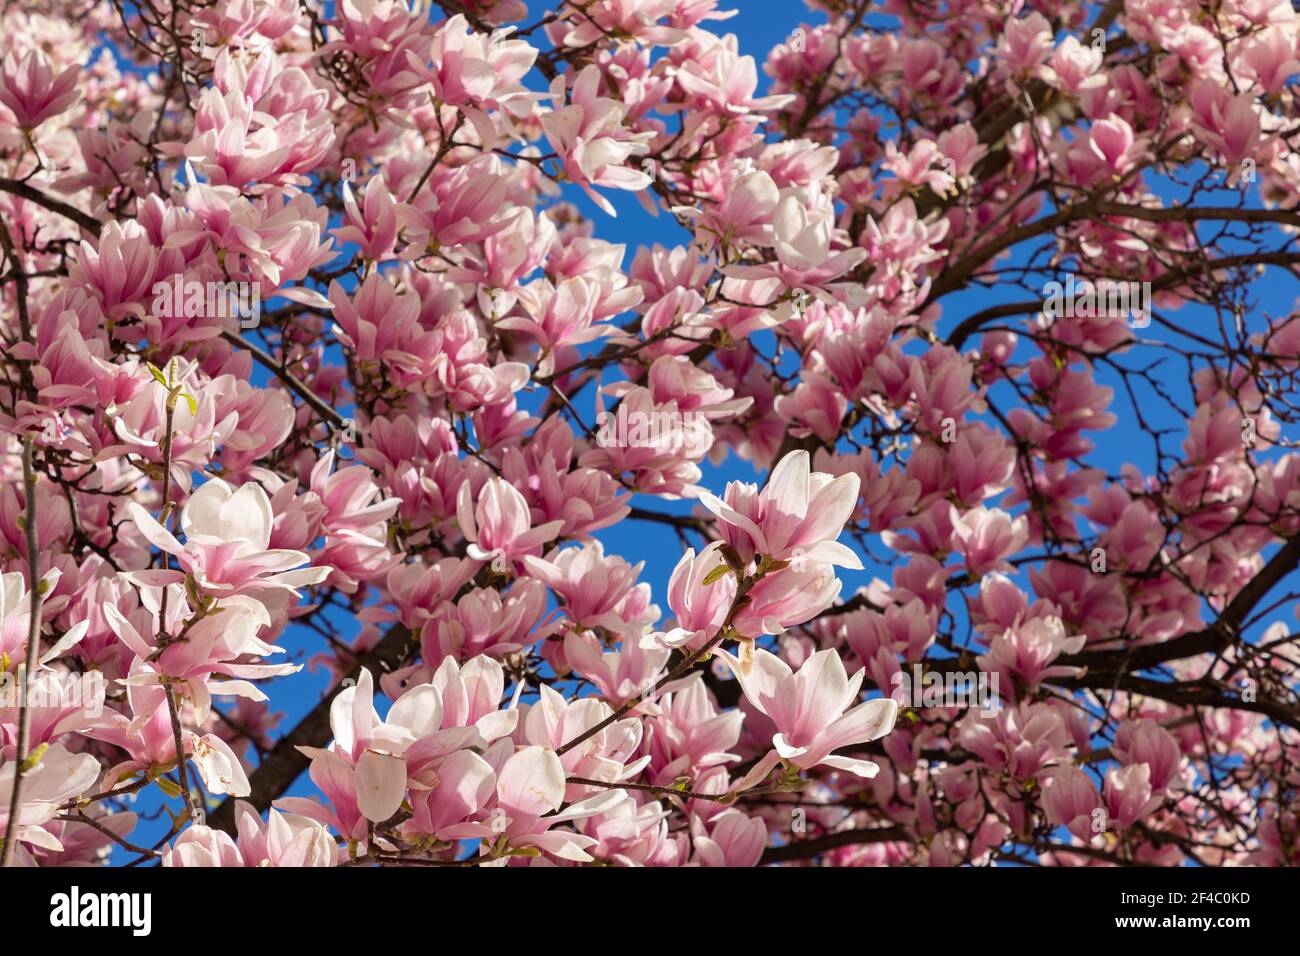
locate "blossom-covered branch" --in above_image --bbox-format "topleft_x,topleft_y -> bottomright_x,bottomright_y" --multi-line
0,0 -> 1298,870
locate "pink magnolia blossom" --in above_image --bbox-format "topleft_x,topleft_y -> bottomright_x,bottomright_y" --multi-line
128,480 -> 330,598
977,617 -> 1087,696
563,629 -> 670,706
1043,765 -> 1104,841
700,449 -> 862,569
662,541 -> 737,649
3,0 -> 1299,876
0,48 -> 80,129
456,477 -> 564,570
541,65 -> 655,215
524,541 -> 656,635
0,745 -> 99,863
719,648 -> 899,783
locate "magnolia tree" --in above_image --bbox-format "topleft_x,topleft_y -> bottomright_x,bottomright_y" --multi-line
0,0 -> 1299,870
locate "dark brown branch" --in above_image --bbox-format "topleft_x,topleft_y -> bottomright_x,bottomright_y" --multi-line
220,329 -> 352,434
761,825 -> 907,864
0,177 -> 103,238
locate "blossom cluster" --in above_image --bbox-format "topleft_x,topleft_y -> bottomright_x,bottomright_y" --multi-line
1,0 -> 1299,869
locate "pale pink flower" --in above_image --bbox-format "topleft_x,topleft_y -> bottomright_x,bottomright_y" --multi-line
719,648 -> 899,782
977,616 -> 1086,694
1041,36 -> 1107,94
1113,720 -> 1182,793
1237,26 -> 1300,96
334,177 -> 405,262
700,449 -> 862,569
419,579 -> 547,664
1087,114 -> 1142,177
524,541 -> 656,635
521,684 -> 646,789
689,808 -> 766,866
677,166 -> 780,255
563,629 -> 670,706
127,479 -> 330,598
0,48 -> 80,128
404,13 -> 539,144
730,562 -> 843,638
958,701 -> 1069,780
103,593 -> 299,704
644,675 -> 742,777
287,668 -> 480,836
662,541 -> 737,649
172,85 -> 333,188
161,825 -> 243,867
996,12 -> 1053,76
561,0 -> 687,47
1043,765 -> 1103,840
481,743 -> 626,862
541,65 -> 654,215
0,744 -> 100,862
726,192 -> 867,290
675,35 -> 794,114
1188,81 -> 1263,172
952,506 -> 1029,576
456,477 -> 564,570
1104,763 -> 1163,829
232,802 -> 337,867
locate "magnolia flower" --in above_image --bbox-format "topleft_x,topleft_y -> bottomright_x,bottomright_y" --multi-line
164,803 -> 336,867
977,616 -> 1086,694
1,567 -> 88,670
523,541 -> 656,635
0,48 -> 80,129
996,11 -> 1053,75
334,177 -> 403,263
1104,763 -> 1164,829
420,580 -> 548,665
730,561 -> 843,638
288,667 -> 481,836
103,594 -> 299,710
483,744 -> 627,862
1112,719 -> 1182,793
128,480 -> 330,598
541,65 -> 654,215
700,449 -> 863,569
457,477 -> 564,571
724,193 -> 867,290
190,731 -> 253,797
953,506 -> 1029,576
1041,36 -> 1107,94
1043,765 -> 1103,841
563,629 -> 670,706
689,808 -> 767,867
403,13 -> 540,146
0,744 -> 100,861
662,541 -> 737,649
161,824 -> 242,867
675,37 -> 795,115
1087,115 -> 1142,177
720,648 -> 899,787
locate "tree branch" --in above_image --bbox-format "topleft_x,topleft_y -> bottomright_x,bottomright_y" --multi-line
207,623 -> 414,834
0,177 -> 102,238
